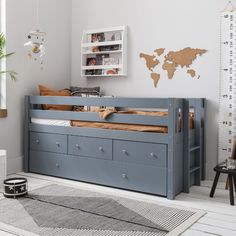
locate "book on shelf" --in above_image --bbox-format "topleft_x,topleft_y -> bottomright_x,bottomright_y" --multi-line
85,68 -> 119,76
85,69 -> 103,76
96,54 -> 109,65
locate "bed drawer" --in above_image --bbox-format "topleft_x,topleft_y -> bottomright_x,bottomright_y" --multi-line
29,151 -> 166,196
29,151 -> 68,176
113,140 -> 167,167
68,135 -> 112,160
30,132 -> 67,154
117,162 -> 167,195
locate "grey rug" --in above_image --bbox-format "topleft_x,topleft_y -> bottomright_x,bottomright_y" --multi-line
0,184 -> 204,236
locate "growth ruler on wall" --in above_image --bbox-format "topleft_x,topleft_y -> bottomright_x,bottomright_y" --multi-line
218,4 -> 236,162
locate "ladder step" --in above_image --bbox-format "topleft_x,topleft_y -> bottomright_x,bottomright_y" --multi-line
190,145 -> 200,152
190,166 -> 200,173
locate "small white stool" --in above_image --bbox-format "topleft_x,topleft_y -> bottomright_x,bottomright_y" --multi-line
0,150 -> 7,188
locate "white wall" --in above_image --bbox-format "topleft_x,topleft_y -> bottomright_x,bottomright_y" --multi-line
71,0 -> 228,179
0,0 -> 71,173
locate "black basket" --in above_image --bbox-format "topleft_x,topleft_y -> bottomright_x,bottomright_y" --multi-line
3,177 -> 28,198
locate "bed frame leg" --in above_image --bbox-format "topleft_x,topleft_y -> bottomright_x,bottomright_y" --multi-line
24,96 -> 30,172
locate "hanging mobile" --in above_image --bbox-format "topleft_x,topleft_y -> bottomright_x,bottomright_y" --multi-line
24,0 -> 46,68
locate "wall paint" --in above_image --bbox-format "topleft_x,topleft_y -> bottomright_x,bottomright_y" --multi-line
71,0 -> 228,179
0,0 -> 71,173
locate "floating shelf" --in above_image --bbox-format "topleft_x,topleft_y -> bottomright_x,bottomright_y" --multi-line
81,26 -> 127,78
82,50 -> 122,55
82,40 -> 123,48
84,74 -> 126,78
82,65 -> 122,70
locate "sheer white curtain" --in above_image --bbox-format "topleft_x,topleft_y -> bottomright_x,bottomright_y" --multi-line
0,0 -> 6,109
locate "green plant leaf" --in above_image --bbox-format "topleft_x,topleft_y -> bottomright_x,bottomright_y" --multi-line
0,33 -> 17,81
0,52 -> 15,60
0,70 -> 17,81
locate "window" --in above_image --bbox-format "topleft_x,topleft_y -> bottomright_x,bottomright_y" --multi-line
0,0 -> 6,110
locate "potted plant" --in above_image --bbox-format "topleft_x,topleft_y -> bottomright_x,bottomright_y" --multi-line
0,33 -> 17,117
0,33 -> 17,81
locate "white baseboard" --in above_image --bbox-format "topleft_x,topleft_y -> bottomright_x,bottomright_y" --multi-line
7,156 -> 23,175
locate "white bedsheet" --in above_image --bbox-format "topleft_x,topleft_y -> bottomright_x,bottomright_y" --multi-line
31,118 -> 71,127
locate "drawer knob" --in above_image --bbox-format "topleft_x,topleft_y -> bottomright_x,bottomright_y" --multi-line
36,139 -> 40,144
56,142 -> 60,147
56,163 -> 60,168
122,173 -> 127,179
99,146 -> 104,152
75,144 -> 80,149
150,152 -> 156,158
122,150 -> 128,155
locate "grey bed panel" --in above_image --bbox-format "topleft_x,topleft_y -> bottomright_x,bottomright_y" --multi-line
189,129 -> 196,147
68,135 -> 112,160
30,96 -> 169,108
25,96 -> 206,199
113,140 -> 167,167
30,132 -> 67,154
29,124 -> 169,144
30,110 -> 168,126
30,151 -> 167,196
24,96 -> 30,172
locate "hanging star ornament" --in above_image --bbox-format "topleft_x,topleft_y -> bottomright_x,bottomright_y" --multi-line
24,29 -> 46,67
24,0 -> 46,68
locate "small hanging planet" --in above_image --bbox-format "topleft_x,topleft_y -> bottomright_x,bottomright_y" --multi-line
24,29 -> 46,68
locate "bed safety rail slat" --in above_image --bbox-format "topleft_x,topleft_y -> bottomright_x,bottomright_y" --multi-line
29,96 -> 169,108
30,110 -> 168,126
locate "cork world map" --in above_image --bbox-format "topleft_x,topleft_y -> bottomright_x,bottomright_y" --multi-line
140,47 -> 207,87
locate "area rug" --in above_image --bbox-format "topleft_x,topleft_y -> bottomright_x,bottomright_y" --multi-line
0,184 -> 205,236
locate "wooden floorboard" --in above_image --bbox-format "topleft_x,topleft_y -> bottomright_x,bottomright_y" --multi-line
190,222 -> 236,236
0,173 -> 235,236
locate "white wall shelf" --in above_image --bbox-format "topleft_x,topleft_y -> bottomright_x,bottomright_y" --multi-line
82,50 -> 122,55
82,40 -> 123,48
81,26 -> 127,78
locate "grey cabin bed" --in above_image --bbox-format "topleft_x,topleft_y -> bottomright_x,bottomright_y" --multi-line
24,96 -> 205,199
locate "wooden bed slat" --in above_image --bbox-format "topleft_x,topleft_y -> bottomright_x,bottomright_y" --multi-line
29,124 -> 169,144
29,96 -> 169,108
30,110 -> 169,126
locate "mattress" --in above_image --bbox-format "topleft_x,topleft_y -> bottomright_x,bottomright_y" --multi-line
31,110 -> 194,133
71,120 -> 168,133
31,118 -> 71,127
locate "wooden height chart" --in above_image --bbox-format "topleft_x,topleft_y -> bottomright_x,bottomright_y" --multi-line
218,2 -> 236,162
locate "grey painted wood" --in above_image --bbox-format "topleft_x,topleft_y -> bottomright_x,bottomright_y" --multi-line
25,96 -> 206,200
30,132 -> 67,154
29,124 -> 169,144
29,96 -> 169,108
183,99 -> 190,193
30,150 -> 167,196
30,109 -> 168,126
113,140 -> 167,167
172,99 -> 184,196
201,99 -> 206,180
195,99 -> 202,186
68,135 -> 112,160
23,96 -> 30,172
167,98 -> 175,199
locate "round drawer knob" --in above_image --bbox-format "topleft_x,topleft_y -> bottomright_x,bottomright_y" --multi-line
150,152 -> 155,158
122,150 -> 127,155
56,142 -> 60,147
122,173 -> 127,179
75,144 -> 80,149
36,139 -> 40,144
56,163 -> 60,168
99,146 -> 104,152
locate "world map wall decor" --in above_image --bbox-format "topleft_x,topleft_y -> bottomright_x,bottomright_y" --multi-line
140,47 -> 207,87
